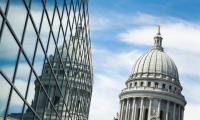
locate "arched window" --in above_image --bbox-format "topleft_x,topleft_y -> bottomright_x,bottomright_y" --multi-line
135,82 -> 137,86
130,83 -> 132,88
162,84 -> 166,89
169,85 -> 172,90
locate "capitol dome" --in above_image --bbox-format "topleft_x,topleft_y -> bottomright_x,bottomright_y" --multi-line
117,26 -> 186,120
130,27 -> 180,85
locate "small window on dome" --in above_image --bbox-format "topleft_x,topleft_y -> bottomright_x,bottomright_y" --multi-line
162,84 -> 166,89
140,82 -> 143,86
155,82 -> 158,88
148,82 -> 151,87
130,83 -> 132,88
135,82 -> 137,86
169,85 -> 172,90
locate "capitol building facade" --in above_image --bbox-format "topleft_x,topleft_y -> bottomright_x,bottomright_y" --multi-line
116,26 -> 186,120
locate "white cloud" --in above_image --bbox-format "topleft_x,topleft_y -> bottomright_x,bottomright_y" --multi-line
168,49 -> 200,76
118,14 -> 200,53
89,73 -> 122,120
182,77 -> 200,104
185,104 -> 200,120
90,16 -> 112,31
131,13 -> 185,26
93,48 -> 142,74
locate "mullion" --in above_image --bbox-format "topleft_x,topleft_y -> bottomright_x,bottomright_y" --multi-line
2,1 -> 32,119
68,6 -> 85,120
40,5 -> 60,119
40,1 -> 73,119
21,0 -> 47,119
19,2 -> 66,119
53,3 -> 75,119
0,0 -> 10,43
33,2 -> 57,118
69,0 -> 78,36
76,27 -> 88,119
0,6 -> 62,120
84,2 -> 93,87
47,9 -> 63,120
82,0 -> 93,118
0,71 -> 41,119
54,0 -> 82,118
40,0 -> 73,101
73,30 -> 85,120
62,0 -> 92,119
54,1 -> 69,119
39,0 -> 72,119
0,0 -> 92,120
65,0 -> 85,119
64,0 -> 82,110
67,12 -> 86,119
75,2 -> 91,117
76,18 -> 90,120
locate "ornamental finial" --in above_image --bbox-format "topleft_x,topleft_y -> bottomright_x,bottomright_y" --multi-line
157,25 -> 161,35
153,25 -> 163,51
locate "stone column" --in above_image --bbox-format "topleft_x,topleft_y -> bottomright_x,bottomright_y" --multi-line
139,98 -> 144,120
120,100 -> 125,120
173,103 -> 176,120
181,108 -> 184,120
131,98 -> 136,120
157,99 -> 161,118
125,98 -> 130,120
165,101 -> 169,120
178,105 -> 181,120
133,98 -> 137,120
148,98 -> 152,120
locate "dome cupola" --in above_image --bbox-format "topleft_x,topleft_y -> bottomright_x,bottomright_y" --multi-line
129,25 -> 180,85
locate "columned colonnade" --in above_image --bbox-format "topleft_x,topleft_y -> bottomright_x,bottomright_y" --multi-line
119,97 -> 184,120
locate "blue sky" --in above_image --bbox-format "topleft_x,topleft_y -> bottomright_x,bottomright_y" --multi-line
0,0 -> 200,120
88,0 -> 200,120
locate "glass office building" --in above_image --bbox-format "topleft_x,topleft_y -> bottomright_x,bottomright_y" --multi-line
0,0 -> 93,120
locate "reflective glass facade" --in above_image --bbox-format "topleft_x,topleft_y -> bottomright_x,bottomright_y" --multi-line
0,0 -> 93,120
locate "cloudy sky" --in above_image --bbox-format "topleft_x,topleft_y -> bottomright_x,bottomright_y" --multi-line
88,0 -> 200,120
0,0 -> 200,120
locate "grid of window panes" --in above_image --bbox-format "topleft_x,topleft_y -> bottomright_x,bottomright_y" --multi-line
0,0 -> 93,120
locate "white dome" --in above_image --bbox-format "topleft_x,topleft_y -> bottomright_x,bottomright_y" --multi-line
130,29 -> 180,84
131,49 -> 179,81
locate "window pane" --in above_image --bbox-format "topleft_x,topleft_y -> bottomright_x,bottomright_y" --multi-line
0,25 -> 19,81
7,1 -> 27,42
22,19 -> 37,61
0,0 -> 7,13
0,74 -> 11,116
7,90 -> 24,119
14,54 -> 31,98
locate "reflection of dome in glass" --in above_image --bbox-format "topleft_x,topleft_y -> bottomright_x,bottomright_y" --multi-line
55,26 -> 87,64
